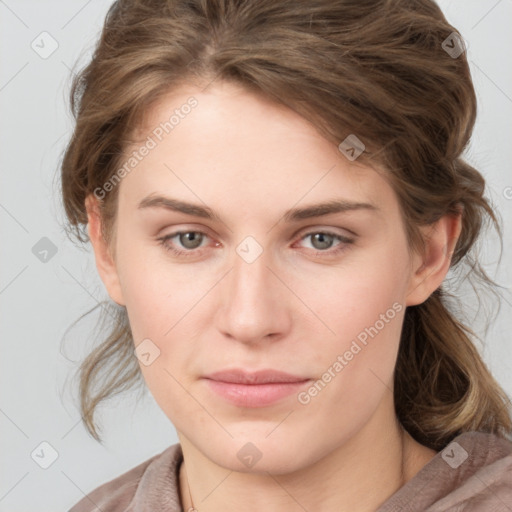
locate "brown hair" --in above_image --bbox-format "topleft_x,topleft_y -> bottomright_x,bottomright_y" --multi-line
60,0 -> 512,448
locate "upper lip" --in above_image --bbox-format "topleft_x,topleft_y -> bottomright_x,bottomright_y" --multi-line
204,369 -> 310,384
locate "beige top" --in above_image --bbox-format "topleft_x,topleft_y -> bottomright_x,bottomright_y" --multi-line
68,431 -> 512,511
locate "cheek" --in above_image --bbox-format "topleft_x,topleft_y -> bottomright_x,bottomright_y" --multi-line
116,236 -> 207,341
293,274 -> 405,441
119,256 -> 203,421
293,238 -> 409,401
295,235 -> 409,344
116,241 -> 214,410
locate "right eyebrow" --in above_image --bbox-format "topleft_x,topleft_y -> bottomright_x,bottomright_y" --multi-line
137,194 -> 222,222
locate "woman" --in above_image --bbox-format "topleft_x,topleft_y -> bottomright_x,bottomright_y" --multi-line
62,0 -> 512,510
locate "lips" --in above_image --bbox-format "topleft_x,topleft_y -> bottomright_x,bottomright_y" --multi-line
204,368 -> 310,384
202,368 -> 312,407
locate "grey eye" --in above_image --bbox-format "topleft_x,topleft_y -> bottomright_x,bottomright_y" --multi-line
309,233 -> 335,250
179,232 -> 204,249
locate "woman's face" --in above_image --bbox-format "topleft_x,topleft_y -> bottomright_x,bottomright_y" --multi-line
91,80 -> 431,472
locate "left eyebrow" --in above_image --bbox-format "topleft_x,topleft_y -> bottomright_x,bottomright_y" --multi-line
137,194 -> 379,223
282,199 -> 379,222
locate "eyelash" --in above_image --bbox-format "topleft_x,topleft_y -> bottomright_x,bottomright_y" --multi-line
156,229 -> 354,259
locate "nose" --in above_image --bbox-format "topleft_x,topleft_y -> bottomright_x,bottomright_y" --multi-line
215,244 -> 292,345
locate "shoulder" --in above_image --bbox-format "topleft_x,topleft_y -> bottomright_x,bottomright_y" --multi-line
68,443 -> 183,512
379,431 -> 512,512
447,431 -> 512,510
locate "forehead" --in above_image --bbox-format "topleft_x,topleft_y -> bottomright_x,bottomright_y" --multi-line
119,81 -> 397,221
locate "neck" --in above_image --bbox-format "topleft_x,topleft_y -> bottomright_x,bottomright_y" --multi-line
178,399 -> 436,512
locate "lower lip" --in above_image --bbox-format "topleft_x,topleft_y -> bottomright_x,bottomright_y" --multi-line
203,378 -> 311,407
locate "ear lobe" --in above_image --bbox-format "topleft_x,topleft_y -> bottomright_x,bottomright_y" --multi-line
85,194 -> 126,306
405,211 -> 462,307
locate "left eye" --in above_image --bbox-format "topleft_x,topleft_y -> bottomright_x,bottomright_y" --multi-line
300,232 -> 342,251
172,231 -> 205,249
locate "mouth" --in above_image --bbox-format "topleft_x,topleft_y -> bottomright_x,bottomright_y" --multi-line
202,368 -> 312,407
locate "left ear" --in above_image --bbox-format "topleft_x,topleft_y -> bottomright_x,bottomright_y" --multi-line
406,209 -> 462,306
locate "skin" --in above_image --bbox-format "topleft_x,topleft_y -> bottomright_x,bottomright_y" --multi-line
86,80 -> 462,511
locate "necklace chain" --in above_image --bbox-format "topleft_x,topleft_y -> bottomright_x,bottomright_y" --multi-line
184,461 -> 195,511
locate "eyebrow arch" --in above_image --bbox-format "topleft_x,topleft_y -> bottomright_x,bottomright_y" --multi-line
283,199 -> 379,222
138,194 -> 221,221
137,194 -> 379,222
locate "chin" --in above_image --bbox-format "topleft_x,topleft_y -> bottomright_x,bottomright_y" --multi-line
192,429 -> 316,475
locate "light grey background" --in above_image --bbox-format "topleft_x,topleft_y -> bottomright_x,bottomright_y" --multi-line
1,1 -> 511,510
